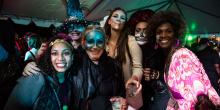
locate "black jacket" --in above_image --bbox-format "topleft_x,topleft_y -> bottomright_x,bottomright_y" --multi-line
71,50 -> 125,110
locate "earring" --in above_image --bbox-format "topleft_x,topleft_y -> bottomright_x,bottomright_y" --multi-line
154,43 -> 158,49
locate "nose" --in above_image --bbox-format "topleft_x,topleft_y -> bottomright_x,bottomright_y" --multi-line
92,43 -> 99,49
58,54 -> 64,61
140,32 -> 144,38
160,32 -> 166,38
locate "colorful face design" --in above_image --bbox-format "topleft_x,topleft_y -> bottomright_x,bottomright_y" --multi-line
135,22 -> 148,45
85,30 -> 105,63
68,24 -> 85,40
51,42 -> 74,73
156,23 -> 175,49
85,30 -> 105,49
109,10 -> 126,30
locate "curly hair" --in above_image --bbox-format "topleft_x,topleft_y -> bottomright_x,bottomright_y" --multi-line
36,35 -> 75,78
146,11 -> 186,45
127,9 -> 155,35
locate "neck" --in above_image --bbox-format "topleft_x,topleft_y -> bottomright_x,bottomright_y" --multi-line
163,46 -> 175,58
109,29 -> 120,43
56,72 -> 65,83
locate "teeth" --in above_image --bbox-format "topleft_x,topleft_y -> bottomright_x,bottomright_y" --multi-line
161,40 -> 168,43
57,64 -> 65,67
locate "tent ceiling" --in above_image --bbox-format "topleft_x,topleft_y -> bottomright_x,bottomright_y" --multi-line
1,0 -> 220,34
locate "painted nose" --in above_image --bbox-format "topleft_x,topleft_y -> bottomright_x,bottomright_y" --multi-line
58,54 -> 64,60
140,32 -> 144,38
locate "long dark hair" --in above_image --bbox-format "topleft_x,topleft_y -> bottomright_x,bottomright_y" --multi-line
104,7 -> 130,63
37,35 -> 75,78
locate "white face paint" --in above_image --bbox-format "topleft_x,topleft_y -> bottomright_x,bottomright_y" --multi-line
135,33 -> 147,45
109,10 -> 126,30
134,22 -> 148,45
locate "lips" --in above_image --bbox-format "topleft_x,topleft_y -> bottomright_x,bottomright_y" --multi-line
69,31 -> 81,40
56,63 -> 66,68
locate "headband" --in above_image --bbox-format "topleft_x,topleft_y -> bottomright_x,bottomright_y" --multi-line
49,39 -> 73,50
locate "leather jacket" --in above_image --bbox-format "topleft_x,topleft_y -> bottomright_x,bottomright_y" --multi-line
71,50 -> 125,110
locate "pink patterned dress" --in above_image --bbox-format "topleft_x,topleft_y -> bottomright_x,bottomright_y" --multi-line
165,48 -> 220,110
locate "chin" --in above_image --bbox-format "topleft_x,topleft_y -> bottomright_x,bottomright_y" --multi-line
137,41 -> 147,45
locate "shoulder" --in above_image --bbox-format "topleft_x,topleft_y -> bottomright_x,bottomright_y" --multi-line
173,48 -> 196,59
17,74 -> 45,90
128,35 -> 136,42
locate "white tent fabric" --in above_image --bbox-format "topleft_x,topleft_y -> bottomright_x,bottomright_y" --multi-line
1,0 -> 220,34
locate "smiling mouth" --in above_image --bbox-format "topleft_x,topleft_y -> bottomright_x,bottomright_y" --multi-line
56,63 -> 66,68
160,40 -> 169,43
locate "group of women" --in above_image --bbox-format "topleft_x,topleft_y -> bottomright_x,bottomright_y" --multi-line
3,7 -> 220,110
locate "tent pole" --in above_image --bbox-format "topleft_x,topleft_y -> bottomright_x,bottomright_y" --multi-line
175,1 -> 186,20
155,0 -> 171,12
86,0 -> 104,17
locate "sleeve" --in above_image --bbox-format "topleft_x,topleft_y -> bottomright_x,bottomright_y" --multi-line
128,36 -> 143,81
167,48 -> 220,110
212,49 -> 220,64
4,74 -> 45,110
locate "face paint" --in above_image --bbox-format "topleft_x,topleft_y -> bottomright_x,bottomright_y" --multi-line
134,22 -> 148,45
85,30 -> 105,49
68,24 -> 85,40
135,33 -> 148,45
111,10 -> 126,23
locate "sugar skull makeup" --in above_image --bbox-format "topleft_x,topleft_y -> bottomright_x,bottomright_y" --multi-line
85,30 -> 105,49
134,22 -> 148,45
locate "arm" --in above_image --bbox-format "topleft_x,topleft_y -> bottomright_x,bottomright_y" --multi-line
167,48 -> 220,109
22,61 -> 41,76
127,36 -> 143,81
4,74 -> 45,110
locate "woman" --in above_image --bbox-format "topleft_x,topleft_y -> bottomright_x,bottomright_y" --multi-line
72,25 -> 126,110
104,7 -> 143,83
4,36 -> 76,110
128,9 -> 170,110
146,11 -> 220,109
104,7 -> 143,109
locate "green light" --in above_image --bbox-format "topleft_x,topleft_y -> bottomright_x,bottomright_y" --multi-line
187,35 -> 193,41
190,22 -> 197,31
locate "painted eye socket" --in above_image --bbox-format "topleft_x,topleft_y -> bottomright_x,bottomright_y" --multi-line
86,39 -> 94,44
63,51 -> 71,56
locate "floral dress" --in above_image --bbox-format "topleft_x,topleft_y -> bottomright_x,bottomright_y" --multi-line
165,48 -> 220,110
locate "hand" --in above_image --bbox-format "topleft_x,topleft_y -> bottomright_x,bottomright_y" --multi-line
110,97 -> 128,110
125,78 -> 142,97
143,68 -> 151,81
22,61 -> 41,76
143,68 -> 160,81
